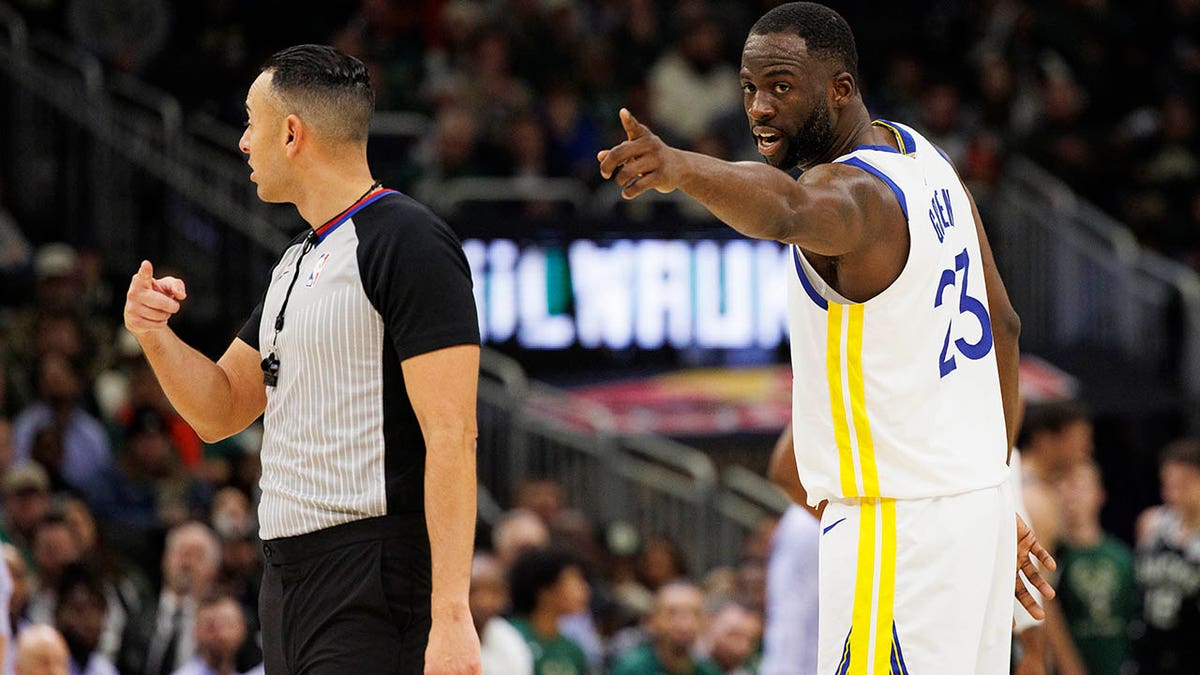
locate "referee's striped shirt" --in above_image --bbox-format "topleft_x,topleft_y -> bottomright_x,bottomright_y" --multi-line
238,189 -> 479,540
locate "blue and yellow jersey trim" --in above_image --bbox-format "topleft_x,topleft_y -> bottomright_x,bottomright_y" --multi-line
871,120 -> 918,156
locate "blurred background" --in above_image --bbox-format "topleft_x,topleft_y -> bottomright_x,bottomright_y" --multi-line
0,0 -> 1197,673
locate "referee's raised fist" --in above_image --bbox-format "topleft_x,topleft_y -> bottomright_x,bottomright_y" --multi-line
124,260 -> 188,339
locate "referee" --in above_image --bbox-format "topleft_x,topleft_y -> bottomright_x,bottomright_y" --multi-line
123,45 -> 482,674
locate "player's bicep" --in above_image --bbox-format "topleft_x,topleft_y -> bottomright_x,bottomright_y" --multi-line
785,163 -> 899,257
217,338 -> 267,426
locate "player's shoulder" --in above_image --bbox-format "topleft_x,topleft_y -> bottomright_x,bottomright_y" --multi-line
800,160 -> 876,184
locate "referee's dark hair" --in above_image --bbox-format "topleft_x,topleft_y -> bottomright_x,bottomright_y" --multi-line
750,2 -> 859,82
508,547 -> 580,615
261,44 -> 374,144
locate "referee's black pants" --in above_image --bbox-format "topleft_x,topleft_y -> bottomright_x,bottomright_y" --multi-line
259,514 -> 432,674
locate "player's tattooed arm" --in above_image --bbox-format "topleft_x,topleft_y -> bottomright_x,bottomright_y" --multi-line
597,109 -> 899,257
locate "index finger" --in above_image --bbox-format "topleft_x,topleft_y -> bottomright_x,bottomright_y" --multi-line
153,276 -> 188,301
619,108 -> 645,141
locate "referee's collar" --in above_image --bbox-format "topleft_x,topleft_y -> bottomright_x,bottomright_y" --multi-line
313,189 -> 399,243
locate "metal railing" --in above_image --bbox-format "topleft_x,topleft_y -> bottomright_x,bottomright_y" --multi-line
476,348 -> 782,574
0,8 -> 295,333
989,158 -> 1200,408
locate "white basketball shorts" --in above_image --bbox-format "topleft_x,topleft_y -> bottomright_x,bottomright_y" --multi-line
817,481 -> 1016,674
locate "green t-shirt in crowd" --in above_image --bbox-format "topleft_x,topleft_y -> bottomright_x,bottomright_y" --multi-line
610,643 -> 723,675
510,617 -> 589,675
1058,534 -> 1139,675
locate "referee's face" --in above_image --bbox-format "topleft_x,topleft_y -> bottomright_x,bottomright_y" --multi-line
239,73 -> 291,203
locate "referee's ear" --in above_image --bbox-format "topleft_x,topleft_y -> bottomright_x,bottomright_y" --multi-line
284,114 -> 304,158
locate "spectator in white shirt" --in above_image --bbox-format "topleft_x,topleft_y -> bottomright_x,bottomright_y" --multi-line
761,425 -> 819,675
470,554 -> 532,675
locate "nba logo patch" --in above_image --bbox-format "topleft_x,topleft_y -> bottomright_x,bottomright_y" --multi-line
305,252 -> 332,288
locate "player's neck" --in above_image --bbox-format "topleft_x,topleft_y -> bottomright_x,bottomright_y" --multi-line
818,106 -> 879,166
292,157 -> 377,230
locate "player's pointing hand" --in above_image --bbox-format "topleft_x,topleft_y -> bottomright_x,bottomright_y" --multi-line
598,108 -> 685,200
124,260 -> 188,339
620,106 -> 646,141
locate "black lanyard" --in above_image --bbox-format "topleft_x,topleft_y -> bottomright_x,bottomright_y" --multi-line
262,180 -> 381,386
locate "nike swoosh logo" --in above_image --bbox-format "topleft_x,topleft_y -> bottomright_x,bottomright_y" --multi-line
823,517 -> 847,535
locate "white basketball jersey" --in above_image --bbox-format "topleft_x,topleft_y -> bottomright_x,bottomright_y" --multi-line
788,120 -> 1009,505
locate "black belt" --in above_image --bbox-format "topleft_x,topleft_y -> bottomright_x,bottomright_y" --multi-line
261,513 -> 425,565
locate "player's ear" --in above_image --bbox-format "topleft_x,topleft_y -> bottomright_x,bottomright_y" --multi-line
830,71 -> 855,108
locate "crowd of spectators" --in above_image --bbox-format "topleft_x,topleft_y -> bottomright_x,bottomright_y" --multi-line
9,0 -> 1196,264
2,0 -> 1200,673
0,241 -> 1198,672
0,242 -> 265,673
1009,400 -> 1200,675
0,237 -> 781,672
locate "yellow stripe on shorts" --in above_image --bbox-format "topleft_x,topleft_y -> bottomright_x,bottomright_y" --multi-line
873,499 -> 897,674
848,499 -> 899,675
850,500 -> 876,673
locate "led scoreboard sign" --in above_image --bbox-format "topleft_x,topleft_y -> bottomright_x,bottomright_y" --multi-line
461,238 -> 793,351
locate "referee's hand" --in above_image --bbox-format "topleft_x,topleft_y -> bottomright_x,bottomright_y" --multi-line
425,608 -> 482,674
124,260 -> 188,338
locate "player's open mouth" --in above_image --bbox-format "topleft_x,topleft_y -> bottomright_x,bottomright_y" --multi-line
754,128 -> 783,157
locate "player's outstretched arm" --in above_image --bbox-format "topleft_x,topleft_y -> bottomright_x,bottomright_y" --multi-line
124,261 -> 266,442
1014,513 -> 1056,621
597,109 -> 891,257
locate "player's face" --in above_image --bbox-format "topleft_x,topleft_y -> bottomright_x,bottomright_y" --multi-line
238,72 -> 291,203
740,32 -> 836,170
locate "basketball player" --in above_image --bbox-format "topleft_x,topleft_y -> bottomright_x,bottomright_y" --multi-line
598,4 -> 1054,673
